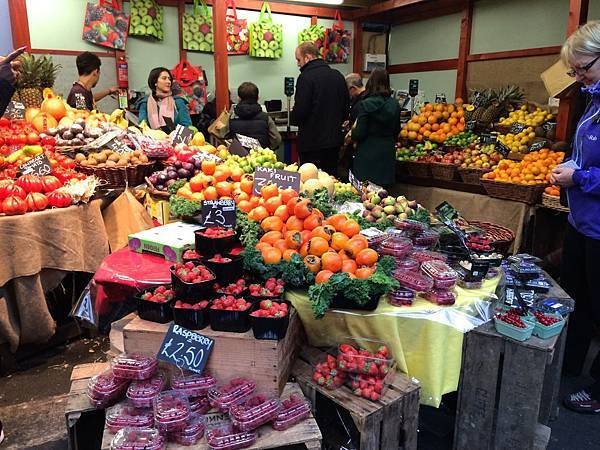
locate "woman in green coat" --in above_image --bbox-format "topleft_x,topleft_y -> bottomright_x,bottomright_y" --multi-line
350,68 -> 401,186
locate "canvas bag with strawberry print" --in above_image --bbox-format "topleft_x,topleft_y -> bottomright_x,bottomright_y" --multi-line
129,0 -> 164,41
249,2 -> 283,59
226,0 -> 249,55
82,0 -> 129,50
182,0 -> 213,53
323,11 -> 352,64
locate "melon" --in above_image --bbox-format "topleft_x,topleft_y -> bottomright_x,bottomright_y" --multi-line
302,178 -> 322,196
298,163 -> 318,182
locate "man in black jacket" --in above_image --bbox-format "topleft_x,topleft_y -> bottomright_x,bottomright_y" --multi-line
291,42 -> 349,175
0,47 -> 25,116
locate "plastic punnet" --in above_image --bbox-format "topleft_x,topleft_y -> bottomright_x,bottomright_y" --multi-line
421,260 -> 458,289
153,391 -> 191,433
207,378 -> 256,413
110,428 -> 165,450
271,394 -> 311,431
171,372 -> 217,397
394,270 -> 434,292
126,371 -> 165,408
379,235 -> 413,258
111,353 -> 158,381
230,394 -> 282,431
87,370 -> 130,408
105,402 -> 154,434
206,424 -> 257,450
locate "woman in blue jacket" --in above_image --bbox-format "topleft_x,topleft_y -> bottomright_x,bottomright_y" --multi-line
138,67 -> 191,129
554,21 -> 600,414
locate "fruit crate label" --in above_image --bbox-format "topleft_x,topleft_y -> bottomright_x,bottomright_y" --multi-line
201,199 -> 236,228
157,323 -> 214,374
20,153 -> 52,176
495,141 -> 511,157
253,167 -> 300,195
465,120 -> 477,131
171,124 -> 194,146
529,140 -> 548,152
3,101 -> 25,120
106,136 -> 131,154
509,122 -> 526,134
235,133 -> 262,150
480,133 -> 497,145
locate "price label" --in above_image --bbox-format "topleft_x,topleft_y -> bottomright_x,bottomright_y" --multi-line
3,101 -> 25,120
465,120 -> 477,131
472,92 -> 485,107
192,152 -> 223,164
235,133 -> 262,150
253,167 -> 301,195
157,323 -> 214,374
495,141 -> 511,157
542,121 -> 556,132
106,136 -> 131,154
348,170 -> 362,192
435,93 -> 446,104
20,153 -> 52,176
229,138 -> 250,157
529,140 -> 548,152
171,124 -> 194,146
509,122 -> 526,134
201,199 -> 236,228
83,130 -> 123,150
480,133 -> 497,145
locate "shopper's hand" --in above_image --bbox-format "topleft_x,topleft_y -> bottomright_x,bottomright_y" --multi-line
109,86 -> 120,95
0,47 -> 25,85
550,166 -> 575,187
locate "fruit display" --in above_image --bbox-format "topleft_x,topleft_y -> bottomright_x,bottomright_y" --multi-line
496,310 -> 529,328
105,403 -> 154,434
464,86 -> 524,125
174,300 -> 209,310
0,175 -> 76,215
14,54 -> 60,109
214,279 -> 247,296
361,189 -> 423,225
153,391 -> 191,433
544,185 -> 560,197
182,249 -> 201,260
494,309 -> 535,341
171,372 -> 217,398
129,0 -> 164,41
208,378 -> 256,413
496,126 -> 537,154
482,149 -> 564,185
395,143 -> 428,162
378,235 -> 413,259
336,343 -> 393,376
76,149 -> 150,168
424,288 -> 456,305
271,394 -> 311,431
443,131 -> 478,147
333,180 -> 360,201
421,260 -> 458,289
110,428 -> 165,450
498,104 -> 554,128
458,143 -> 503,170
127,372 -> 166,408
169,413 -> 205,446
87,370 -> 130,409
248,278 -> 285,299
250,300 -> 289,318
394,269 -> 434,292
388,287 -> 416,306
230,394 -> 282,431
312,355 -> 347,390
172,261 -> 215,284
140,285 -> 174,304
45,118 -> 102,147
189,396 -> 211,414
211,295 -> 252,311
224,148 -> 282,174
206,424 -> 257,450
400,101 -> 466,143
111,354 -> 158,381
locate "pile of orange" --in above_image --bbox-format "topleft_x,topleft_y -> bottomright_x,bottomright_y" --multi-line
482,149 -> 565,185
544,185 -> 560,197
251,185 -> 378,283
399,99 -> 465,143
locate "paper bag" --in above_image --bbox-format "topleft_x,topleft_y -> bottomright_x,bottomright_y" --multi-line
208,109 -> 230,140
102,189 -> 154,251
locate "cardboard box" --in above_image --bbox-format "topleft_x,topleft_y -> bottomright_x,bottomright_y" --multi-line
541,59 -> 577,98
144,193 -> 172,225
127,221 -> 200,262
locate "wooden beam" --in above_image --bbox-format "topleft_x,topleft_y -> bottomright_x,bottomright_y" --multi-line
566,0 -> 589,34
213,0 -> 229,113
311,16 -> 318,26
29,48 -> 115,58
385,0 -> 465,25
353,21 -> 363,74
388,58 -> 458,74
178,0 -> 187,61
467,46 -> 561,62
455,1 -> 472,101
352,0 -> 432,20
8,0 -> 31,49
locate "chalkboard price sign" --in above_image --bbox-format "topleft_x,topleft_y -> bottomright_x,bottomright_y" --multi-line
480,133 -> 498,145
201,199 -> 236,228
157,323 -> 214,374
20,154 -> 52,176
106,137 -> 131,154
529,140 -> 548,152
495,141 -> 511,157
465,120 -> 477,131
3,101 -> 25,120
509,122 -> 526,134
235,134 -> 261,150
253,167 -> 301,195
171,125 -> 194,146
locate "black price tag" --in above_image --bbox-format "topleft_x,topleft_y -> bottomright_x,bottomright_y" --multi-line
235,133 -> 262,150
529,140 -> 547,152
106,136 -> 131,154
201,199 -> 236,228
465,120 -> 476,131
542,121 -> 556,132
480,133 -> 497,145
253,167 -> 301,195
348,170 -> 362,192
284,77 -> 295,97
3,101 -> 25,120
509,122 -> 526,134
171,124 -> 194,146
229,138 -> 249,157
20,153 -> 52,176
495,141 -> 511,157
409,79 -> 419,97
157,323 -> 214,374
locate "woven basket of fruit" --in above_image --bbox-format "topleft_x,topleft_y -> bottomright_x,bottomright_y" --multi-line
145,177 -> 171,200
542,193 -> 569,212
405,160 -> 431,178
78,162 -> 156,188
458,167 -> 491,185
430,163 -> 458,181
480,179 -> 547,204
469,220 -> 515,255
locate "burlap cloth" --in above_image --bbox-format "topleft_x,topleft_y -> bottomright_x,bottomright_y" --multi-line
0,201 -> 109,351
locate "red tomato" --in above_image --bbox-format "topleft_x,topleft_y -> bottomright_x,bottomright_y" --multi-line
2,195 -> 27,215
25,192 -> 48,211
16,133 -> 27,145
0,118 -> 9,128
26,132 -> 40,145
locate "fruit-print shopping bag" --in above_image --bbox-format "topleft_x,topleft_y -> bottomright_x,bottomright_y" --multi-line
323,11 -> 352,64
298,22 -> 325,57
249,2 -> 283,59
129,0 -> 164,41
226,0 -> 249,55
82,0 -> 129,51
182,0 -> 213,53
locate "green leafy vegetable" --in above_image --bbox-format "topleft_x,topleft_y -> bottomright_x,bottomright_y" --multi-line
305,188 -> 336,218
348,211 -> 394,231
167,179 -> 187,195
169,195 -> 201,218
333,190 -> 361,204
242,246 -> 281,280
236,210 -> 263,248
281,253 -> 315,288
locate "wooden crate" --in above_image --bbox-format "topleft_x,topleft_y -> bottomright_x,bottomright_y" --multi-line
293,346 -> 420,450
65,362 -> 110,450
119,310 -> 303,396
453,277 -> 572,450
101,382 -> 322,450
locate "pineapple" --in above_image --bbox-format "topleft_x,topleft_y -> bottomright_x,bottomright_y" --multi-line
480,85 -> 524,125
16,54 -> 61,108
470,89 -> 494,122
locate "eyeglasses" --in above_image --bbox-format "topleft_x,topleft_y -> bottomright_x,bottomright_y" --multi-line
567,56 -> 600,77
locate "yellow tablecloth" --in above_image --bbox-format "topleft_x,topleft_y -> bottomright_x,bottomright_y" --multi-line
286,276 -> 501,407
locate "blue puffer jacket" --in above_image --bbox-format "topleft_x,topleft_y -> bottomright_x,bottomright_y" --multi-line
568,80 -> 600,239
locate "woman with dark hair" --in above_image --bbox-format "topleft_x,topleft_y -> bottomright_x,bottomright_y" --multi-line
138,67 -> 191,129
350,68 -> 400,186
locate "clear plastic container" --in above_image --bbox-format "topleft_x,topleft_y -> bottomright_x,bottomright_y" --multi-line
424,289 -> 456,305
312,358 -> 346,390
105,403 -> 154,434
394,218 -> 427,233
412,230 -> 439,248
411,250 -> 447,264
208,378 -> 256,413
171,372 -> 217,398
230,394 -> 282,431
336,339 -> 394,378
169,413 -> 205,446
110,428 -> 165,450
421,260 -> 457,289
379,235 -> 413,258
509,261 -> 542,279
111,353 -> 158,381
206,424 -> 257,450
87,370 -> 130,408
126,371 -> 165,408
271,394 -> 312,431
388,288 -> 416,306
394,270 -> 434,292
153,391 -> 191,433
189,396 -> 211,414
457,279 -> 483,289
346,371 -> 393,401
394,257 -> 419,273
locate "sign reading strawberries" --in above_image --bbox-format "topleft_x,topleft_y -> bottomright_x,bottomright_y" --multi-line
201,199 -> 236,228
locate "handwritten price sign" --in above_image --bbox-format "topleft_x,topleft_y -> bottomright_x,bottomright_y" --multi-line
157,323 -> 214,374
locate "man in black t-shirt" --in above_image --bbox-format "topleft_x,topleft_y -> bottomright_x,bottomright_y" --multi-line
67,52 -> 117,110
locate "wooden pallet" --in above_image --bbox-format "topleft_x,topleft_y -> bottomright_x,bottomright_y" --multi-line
453,278 -> 572,450
100,382 -> 322,450
293,346 -> 420,450
117,311 -> 303,396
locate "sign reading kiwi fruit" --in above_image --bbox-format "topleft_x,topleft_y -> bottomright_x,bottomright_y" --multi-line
252,167 -> 300,195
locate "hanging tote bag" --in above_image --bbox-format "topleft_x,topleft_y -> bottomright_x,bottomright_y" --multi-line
226,0 -> 249,55
249,2 -> 283,59
82,0 -> 129,50
172,60 -> 207,115
298,22 -> 325,57
182,0 -> 213,52
129,0 -> 164,41
323,11 -> 352,64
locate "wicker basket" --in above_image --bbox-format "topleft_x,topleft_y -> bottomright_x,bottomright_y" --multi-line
542,193 -> 569,212
406,161 -> 431,178
77,162 -> 156,188
458,167 -> 491,185
480,179 -> 547,204
430,163 -> 458,181
469,220 -> 516,255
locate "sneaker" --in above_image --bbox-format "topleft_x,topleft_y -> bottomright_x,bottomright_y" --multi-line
564,388 -> 600,414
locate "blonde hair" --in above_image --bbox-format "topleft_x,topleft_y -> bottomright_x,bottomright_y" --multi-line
562,20 -> 600,65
